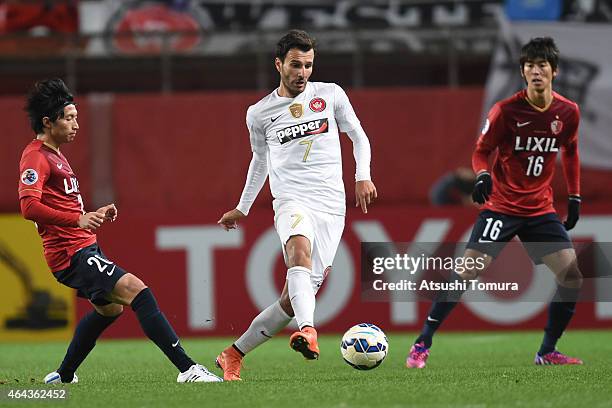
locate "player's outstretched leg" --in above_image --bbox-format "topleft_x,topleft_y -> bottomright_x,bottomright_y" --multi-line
46,304 -> 122,383
407,271 -> 467,368
111,273 -> 222,382
130,287 -> 223,382
216,300 -> 292,381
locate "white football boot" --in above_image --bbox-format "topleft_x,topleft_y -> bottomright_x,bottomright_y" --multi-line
177,364 -> 223,383
44,371 -> 78,384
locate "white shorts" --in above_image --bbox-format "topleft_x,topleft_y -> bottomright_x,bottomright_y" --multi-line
274,201 -> 345,293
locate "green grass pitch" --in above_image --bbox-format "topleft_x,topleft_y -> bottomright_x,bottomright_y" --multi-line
1,330 -> 611,408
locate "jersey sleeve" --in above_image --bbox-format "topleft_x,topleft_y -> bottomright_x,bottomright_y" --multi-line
236,105 -> 269,215
18,150 -> 50,199
21,196 -> 80,227
246,105 -> 267,155
333,84 -> 361,133
561,104 -> 581,196
472,103 -> 506,174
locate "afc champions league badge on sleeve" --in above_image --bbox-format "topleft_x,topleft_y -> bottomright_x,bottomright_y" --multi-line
309,97 -> 326,113
21,169 -> 39,185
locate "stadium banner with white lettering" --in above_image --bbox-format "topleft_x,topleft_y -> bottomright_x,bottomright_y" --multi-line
484,21 -> 612,170
0,215 -> 74,341
77,206 -> 612,339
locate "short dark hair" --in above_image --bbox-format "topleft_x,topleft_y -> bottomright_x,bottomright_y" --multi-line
25,78 -> 75,134
275,29 -> 317,61
519,37 -> 560,71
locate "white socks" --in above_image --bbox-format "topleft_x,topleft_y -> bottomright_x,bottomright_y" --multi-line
234,301 -> 292,354
287,266 -> 315,329
233,266 -> 315,355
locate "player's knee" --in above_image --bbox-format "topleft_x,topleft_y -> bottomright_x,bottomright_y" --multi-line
122,273 -> 147,294
285,235 -> 312,268
95,303 -> 123,317
287,247 -> 311,268
561,264 -> 583,289
289,251 -> 310,268
114,273 -> 148,303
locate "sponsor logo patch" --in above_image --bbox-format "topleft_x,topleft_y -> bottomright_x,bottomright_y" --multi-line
276,118 -> 329,144
21,169 -> 38,185
309,97 -> 326,113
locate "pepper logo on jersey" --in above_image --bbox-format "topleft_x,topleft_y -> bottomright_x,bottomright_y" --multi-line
21,169 -> 38,185
276,118 -> 329,144
550,120 -> 563,135
309,97 -> 326,113
289,103 -> 303,118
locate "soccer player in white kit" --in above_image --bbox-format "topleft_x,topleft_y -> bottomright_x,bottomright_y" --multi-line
215,30 -> 377,381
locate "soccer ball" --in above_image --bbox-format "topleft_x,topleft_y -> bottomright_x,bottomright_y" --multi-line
340,323 -> 388,370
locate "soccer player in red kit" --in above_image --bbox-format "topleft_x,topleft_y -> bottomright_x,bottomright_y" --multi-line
19,79 -> 222,383
406,37 -> 583,367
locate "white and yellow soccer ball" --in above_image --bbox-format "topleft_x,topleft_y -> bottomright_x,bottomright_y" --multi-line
340,323 -> 388,370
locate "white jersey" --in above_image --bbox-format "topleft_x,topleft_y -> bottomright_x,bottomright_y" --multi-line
238,82 -> 366,216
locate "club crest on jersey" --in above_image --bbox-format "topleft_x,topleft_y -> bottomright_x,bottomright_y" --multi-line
21,169 -> 38,185
276,118 -> 329,144
289,103 -> 303,118
551,120 -> 563,135
309,97 -> 326,113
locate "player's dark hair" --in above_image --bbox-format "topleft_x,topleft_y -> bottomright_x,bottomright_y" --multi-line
25,78 -> 75,134
519,37 -> 560,71
275,29 -> 317,61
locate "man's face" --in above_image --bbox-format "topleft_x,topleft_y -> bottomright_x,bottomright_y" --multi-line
46,104 -> 79,145
522,58 -> 557,93
276,48 -> 314,97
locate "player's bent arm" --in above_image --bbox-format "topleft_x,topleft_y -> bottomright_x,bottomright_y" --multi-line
20,196 -> 80,227
21,196 -> 105,230
236,150 -> 269,216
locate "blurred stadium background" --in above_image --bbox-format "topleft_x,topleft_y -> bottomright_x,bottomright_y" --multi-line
1,0 -> 612,344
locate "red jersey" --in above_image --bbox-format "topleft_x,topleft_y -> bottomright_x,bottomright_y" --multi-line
18,140 -> 96,272
473,90 -> 580,216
